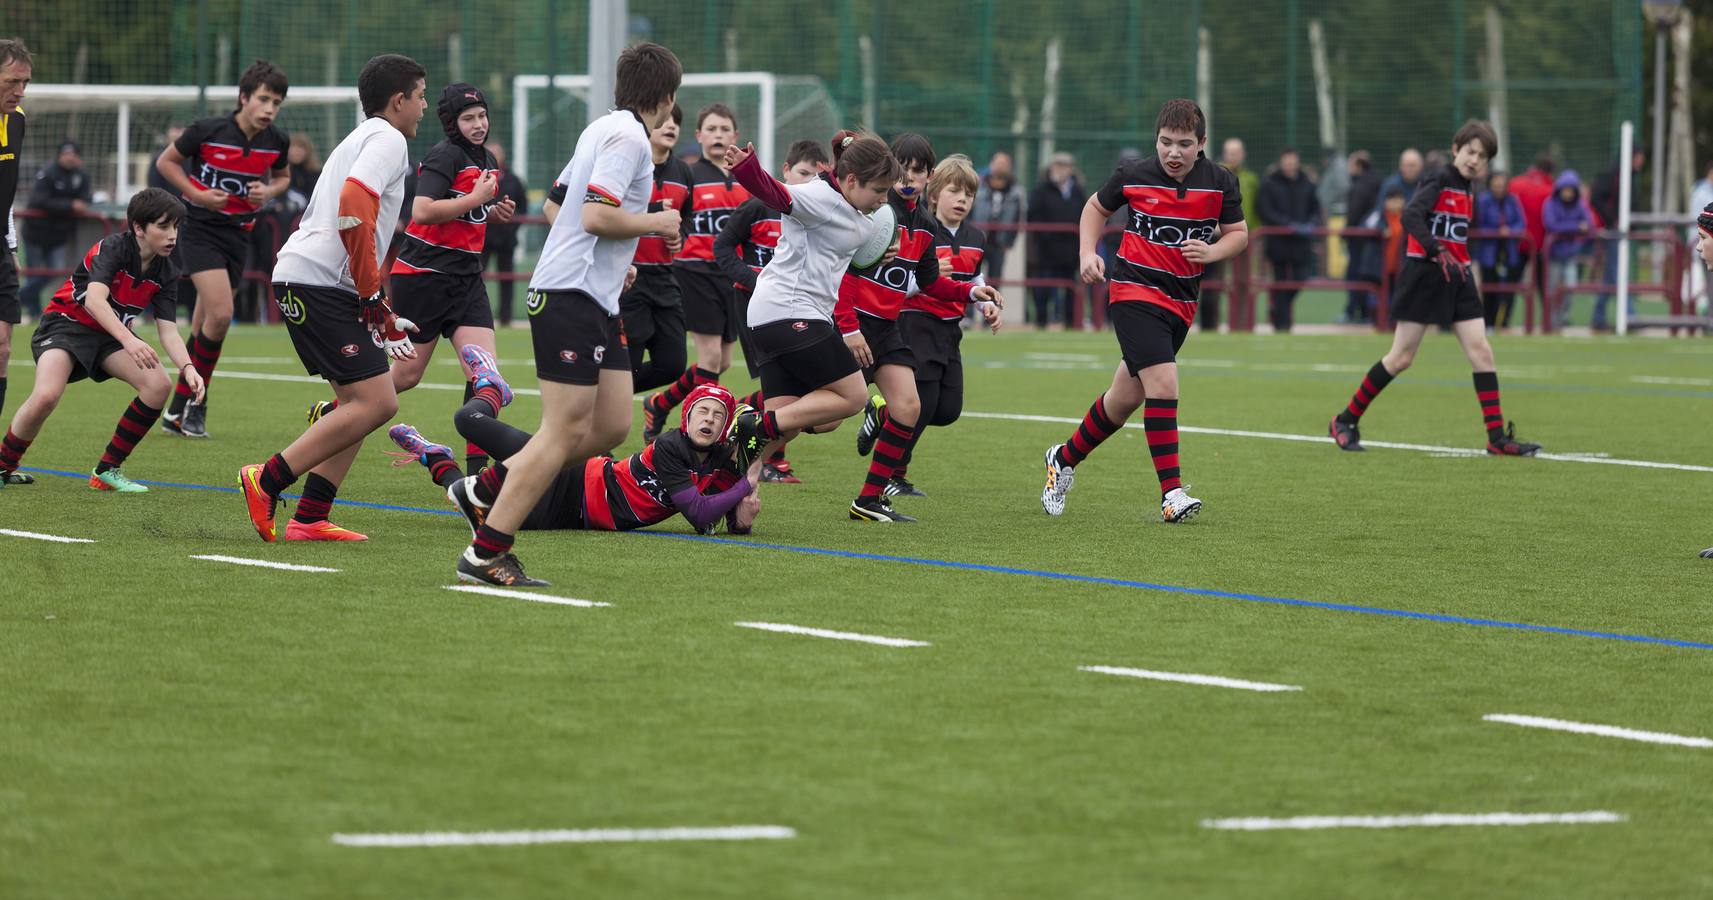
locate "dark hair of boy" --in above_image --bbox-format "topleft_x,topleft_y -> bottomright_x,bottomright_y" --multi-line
238,59 -> 289,102
128,187 -> 186,231
668,103 -> 683,126
1451,119 -> 1499,158
785,139 -> 829,168
831,130 -> 900,185
697,102 -> 736,131
358,54 -> 427,117
1155,99 -> 1207,141
0,38 -> 31,70
889,132 -> 935,173
614,42 -> 682,112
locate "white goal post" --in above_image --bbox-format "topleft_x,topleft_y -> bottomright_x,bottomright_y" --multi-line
19,84 -> 361,204
512,72 -> 842,184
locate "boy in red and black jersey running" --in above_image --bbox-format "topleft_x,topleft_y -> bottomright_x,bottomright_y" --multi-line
1040,99 -> 1247,523
156,59 -> 290,439
1328,120 -> 1541,458
236,54 -> 428,543
713,138 -> 828,483
842,133 -> 1003,523
385,83 -> 517,474
617,105 -> 692,407
393,371 -> 761,535
0,189 -> 203,492
891,154 -> 1003,498
640,103 -> 750,434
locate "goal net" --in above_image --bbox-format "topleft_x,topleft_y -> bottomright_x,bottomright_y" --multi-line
17,84 -> 361,204
511,72 -> 842,185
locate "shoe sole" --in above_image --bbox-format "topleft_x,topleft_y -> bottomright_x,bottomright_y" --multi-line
849,503 -> 911,523
88,476 -> 148,493
1163,501 -> 1203,524
456,565 -> 550,588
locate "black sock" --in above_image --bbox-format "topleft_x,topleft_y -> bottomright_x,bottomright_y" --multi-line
258,453 -> 297,498
0,375 -> 7,416
292,474 -> 338,524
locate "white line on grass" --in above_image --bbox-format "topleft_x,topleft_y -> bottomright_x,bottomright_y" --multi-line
0,528 -> 95,544
443,584 -> 610,608
332,824 -> 797,847
1079,665 -> 1302,693
189,554 -> 339,573
735,621 -> 929,647
1483,714 -> 1713,748
959,411 -> 1713,474
1201,811 -> 1626,831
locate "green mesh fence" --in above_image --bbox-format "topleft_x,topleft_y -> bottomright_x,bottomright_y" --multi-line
9,0 -> 1643,201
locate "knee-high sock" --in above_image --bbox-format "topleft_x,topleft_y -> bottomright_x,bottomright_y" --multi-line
860,416 -> 915,498
96,398 -> 163,473
1055,394 -> 1120,468
1473,371 -> 1505,439
896,379 -> 941,477
291,473 -> 339,524
651,366 -> 717,412
0,427 -> 32,472
461,382 -> 491,472
257,452 -> 297,499
0,376 -> 8,417
1339,360 -> 1395,423
455,394 -> 534,464
173,331 -> 224,408
1143,398 -> 1181,496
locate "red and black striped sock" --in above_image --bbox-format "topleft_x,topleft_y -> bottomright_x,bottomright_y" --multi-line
1339,360 -> 1395,423
860,417 -> 914,498
291,473 -> 338,524
0,427 -> 32,472
471,385 -> 504,415
470,523 -> 515,560
1056,395 -> 1120,468
168,335 -> 198,415
429,455 -> 463,488
655,366 -> 719,412
95,398 -> 162,473
740,389 -> 765,409
1143,398 -> 1181,496
460,382 -> 491,471
759,410 -> 783,440
474,463 -> 507,505
1474,371 -> 1505,439
174,331 -> 223,403
258,452 -> 297,498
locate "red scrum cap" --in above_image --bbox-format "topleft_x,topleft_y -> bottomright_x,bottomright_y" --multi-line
680,383 -> 737,441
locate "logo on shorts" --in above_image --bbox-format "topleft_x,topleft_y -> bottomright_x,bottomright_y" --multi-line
560,349 -> 577,363
340,343 -> 359,357
593,345 -> 605,364
791,321 -> 808,331
527,290 -> 547,317
276,289 -> 307,325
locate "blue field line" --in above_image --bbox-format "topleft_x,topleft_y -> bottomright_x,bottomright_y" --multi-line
17,465 -> 1713,651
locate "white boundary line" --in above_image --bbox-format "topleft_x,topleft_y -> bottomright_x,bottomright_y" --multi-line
0,528 -> 95,544
1201,811 -> 1626,831
189,554 -> 339,573
443,584 -> 610,608
332,825 -> 797,847
1080,665 -> 1302,693
1483,714 -> 1713,748
735,621 -> 929,648
959,411 -> 1713,474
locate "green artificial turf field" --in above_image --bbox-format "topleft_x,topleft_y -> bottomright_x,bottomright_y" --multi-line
4,322 -> 1713,899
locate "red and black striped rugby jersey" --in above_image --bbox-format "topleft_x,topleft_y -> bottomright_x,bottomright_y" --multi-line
834,190 -> 972,330
46,232 -> 181,330
173,114 -> 290,228
905,217 -> 987,320
392,141 -> 501,277
675,158 -> 750,268
1403,166 -> 1473,265
635,155 -> 694,267
1095,154 -> 1244,325
579,429 -> 742,531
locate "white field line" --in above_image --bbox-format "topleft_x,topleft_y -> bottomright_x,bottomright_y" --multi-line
959,411 -> 1713,474
0,528 -> 95,544
189,554 -> 339,573
443,584 -> 609,608
1483,714 -> 1713,748
1633,375 -> 1713,387
332,825 -> 797,847
1201,811 -> 1625,831
735,621 -> 929,648
1079,665 -> 1302,693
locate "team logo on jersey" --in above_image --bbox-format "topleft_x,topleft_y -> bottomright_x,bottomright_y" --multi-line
275,290 -> 307,325
560,350 -> 577,363
791,321 -> 808,331
340,343 -> 360,357
526,290 -> 546,316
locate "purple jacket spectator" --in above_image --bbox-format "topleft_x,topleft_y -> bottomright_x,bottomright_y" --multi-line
1541,170 -> 1592,261
1473,189 -> 1525,269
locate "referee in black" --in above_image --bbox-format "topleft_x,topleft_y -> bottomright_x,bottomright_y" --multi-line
0,38 -> 33,484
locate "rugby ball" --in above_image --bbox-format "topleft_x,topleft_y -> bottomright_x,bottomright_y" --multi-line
851,204 -> 897,269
